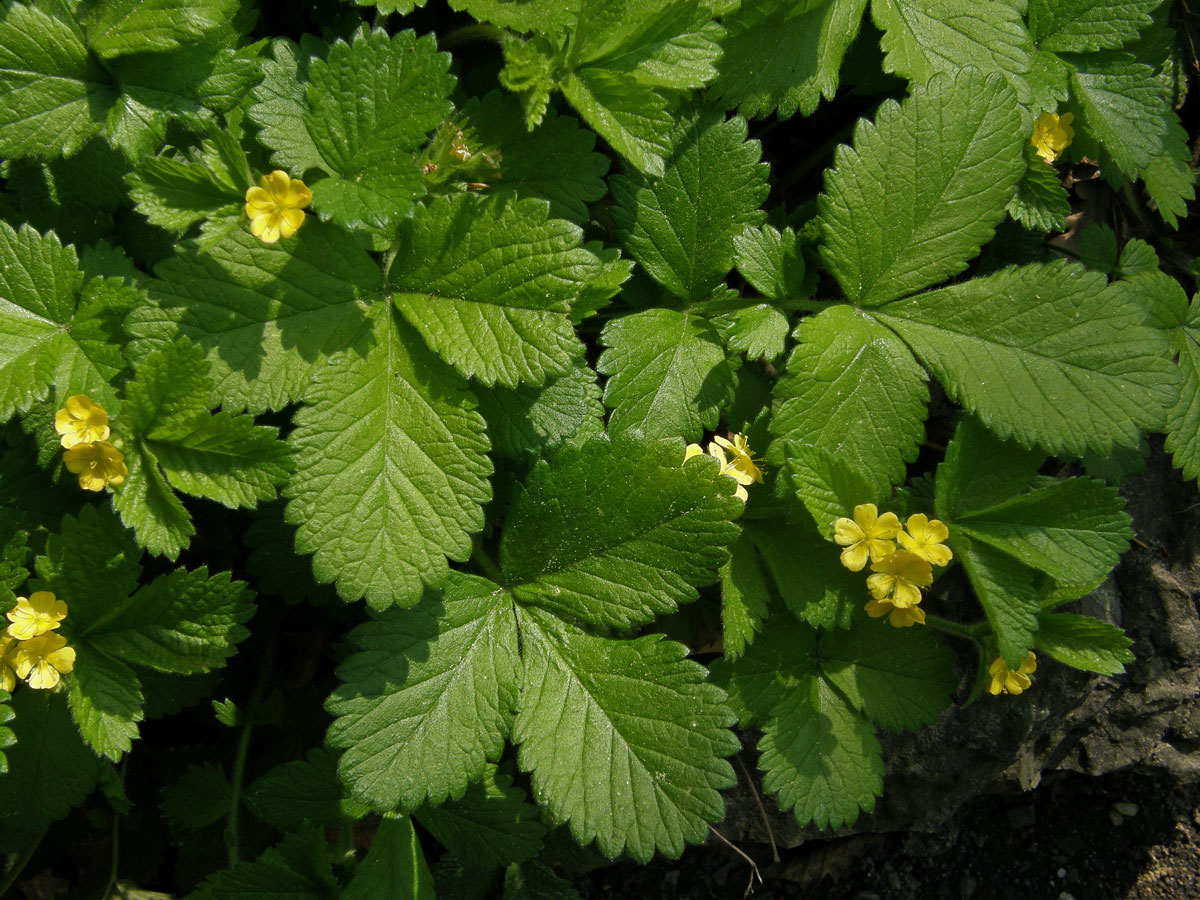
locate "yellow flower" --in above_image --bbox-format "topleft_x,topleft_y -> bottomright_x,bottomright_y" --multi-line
0,635 -> 18,692
244,170 -> 312,243
988,652 -> 1037,696
684,433 -> 763,502
13,632 -> 75,690
6,591 -> 68,641
897,513 -> 953,567
866,549 -> 933,608
62,440 -> 127,491
54,394 -> 110,448
865,597 -> 926,628
1031,112 -> 1074,163
833,503 -> 901,571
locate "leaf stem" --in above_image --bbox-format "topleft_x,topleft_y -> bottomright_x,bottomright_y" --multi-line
0,828 -> 46,897
100,758 -> 129,900
224,638 -> 276,868
924,614 -> 978,642
472,545 -> 506,585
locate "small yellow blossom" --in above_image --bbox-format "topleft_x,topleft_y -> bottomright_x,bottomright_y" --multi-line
684,433 -> 763,502
13,632 -> 75,690
867,549 -> 933,608
988,652 -> 1037,696
1031,112 -> 1074,163
6,591 -> 68,641
0,635 -> 18,693
833,504 -> 901,571
54,394 -> 110,448
244,170 -> 312,243
865,597 -> 926,628
897,513 -> 953,567
62,440 -> 127,491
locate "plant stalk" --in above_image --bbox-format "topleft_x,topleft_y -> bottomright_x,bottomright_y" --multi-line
224,639 -> 276,868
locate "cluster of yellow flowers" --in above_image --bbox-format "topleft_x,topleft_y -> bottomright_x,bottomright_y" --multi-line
1031,111 -> 1074,163
1,592 -> 75,691
988,651 -> 1037,696
244,170 -> 311,243
684,433 -> 764,502
833,504 -> 952,628
55,394 -> 127,491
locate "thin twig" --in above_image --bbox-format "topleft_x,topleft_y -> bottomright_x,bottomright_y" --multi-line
707,823 -> 762,897
734,752 -> 778,863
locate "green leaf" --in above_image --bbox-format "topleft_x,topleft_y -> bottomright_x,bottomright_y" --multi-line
302,29 -> 453,231
954,532 -> 1039,666
248,38 -> 326,175
389,194 -> 602,388
344,813 -> 436,900
609,107 -> 767,300
128,222 -> 378,415
500,438 -> 742,629
560,70 -> 675,177
246,749 -> 372,829
733,224 -> 807,303
1034,612 -> 1134,675
326,573 -> 520,810
67,648 -> 144,760
476,362 -> 604,463
111,447 -> 195,560
597,309 -> 737,442
512,607 -> 737,862
871,0 -> 1032,98
710,610 -> 818,727
819,70 -> 1024,306
0,3 -> 114,159
1066,52 -> 1170,178
161,763 -> 232,829
0,692 -> 14,774
459,93 -> 609,225
1165,295 -> 1200,485
934,417 -> 1042,521
1141,112 -> 1195,229
714,303 -> 790,361
771,305 -> 929,493
126,154 -> 242,232
503,861 -> 582,900
874,262 -> 1178,457
415,769 -> 546,868
1028,0 -> 1165,53
198,826 -> 340,900
711,0 -> 868,119
819,621 -> 956,732
82,0 -> 240,59
285,306 -> 492,608
780,442 -> 880,540
0,223 -> 128,418
1007,144 -> 1070,233
759,673 -> 883,829
718,533 -> 772,660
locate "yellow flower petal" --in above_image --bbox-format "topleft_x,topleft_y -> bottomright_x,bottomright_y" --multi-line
245,172 -> 310,242
14,632 -> 75,690
54,394 -> 111,448
6,591 -> 68,640
988,652 -> 1036,695
62,441 -> 127,491
841,543 -> 872,572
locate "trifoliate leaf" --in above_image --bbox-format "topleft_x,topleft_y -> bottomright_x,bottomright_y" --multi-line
197,826 -> 340,900
874,262 -> 1178,457
326,573 -> 520,810
389,194 -> 601,388
1028,0 -> 1165,53
128,222 -> 378,414
733,224 -> 807,303
871,0 -> 1032,99
771,305 -> 929,493
819,70 -> 1024,306
302,29 -> 454,231
476,362 -> 604,463
67,648 -> 144,760
246,749 -> 371,829
1007,144 -> 1070,233
780,442 -> 881,540
719,533 -> 772,660
954,478 -> 1132,587
285,306 -> 491,608
819,621 -> 957,732
0,690 -> 101,837
1034,612 -> 1134,675
714,303 -> 790,362
597,309 -> 737,442
711,0 -> 868,119
416,769 -> 546,868
0,223 -> 128,418
161,763 -> 232,830
344,813 -> 436,900
1165,294 -> 1200,485
512,606 -> 737,862
0,3 -> 113,159
954,532 -> 1039,666
500,438 -> 742,629
759,672 -> 883,830
609,106 -> 767,300
560,70 -> 676,177
460,92 -> 609,225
